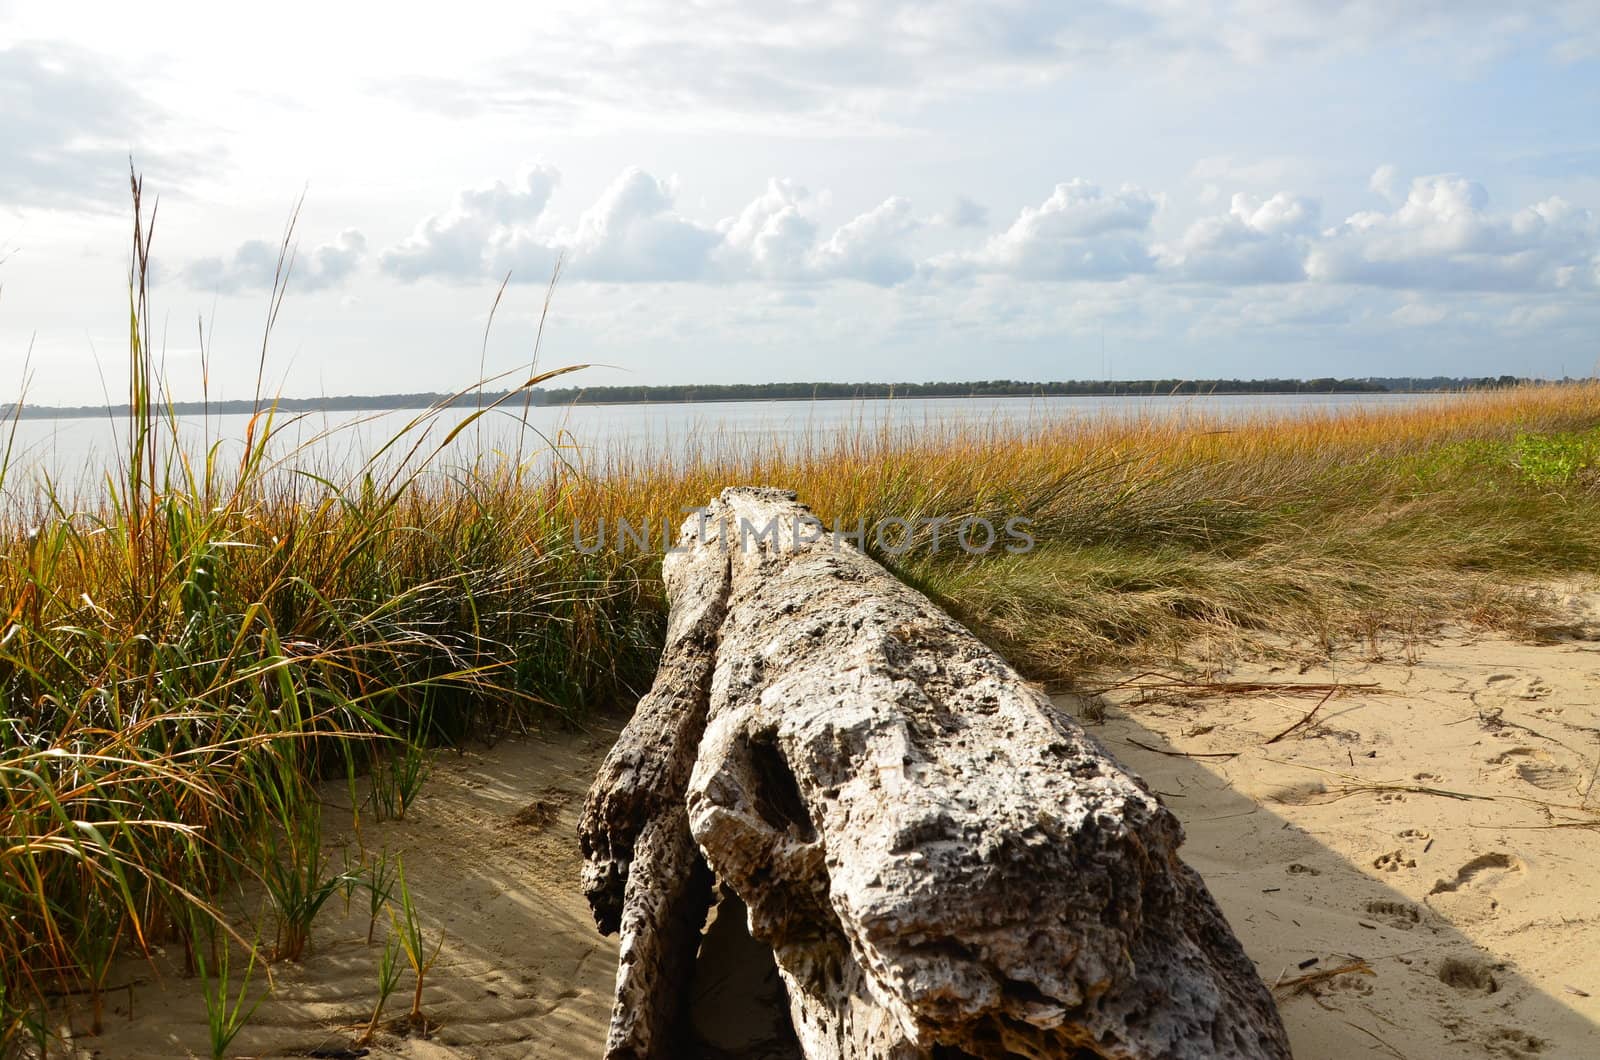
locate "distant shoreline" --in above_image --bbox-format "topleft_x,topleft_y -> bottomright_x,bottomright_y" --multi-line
3,375 -> 1566,420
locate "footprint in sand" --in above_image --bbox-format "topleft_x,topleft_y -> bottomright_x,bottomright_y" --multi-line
1366,899 -> 1423,929
1475,672 -> 1553,708
1483,1026 -> 1548,1057
1487,747 -> 1576,792
1286,862 -> 1321,876
1267,780 -> 1327,805
1399,828 -> 1431,842
1430,852 -> 1525,895
1427,852 -> 1526,922
1529,594 -> 1600,643
1373,849 -> 1417,872
1437,955 -> 1499,995
506,786 -> 575,831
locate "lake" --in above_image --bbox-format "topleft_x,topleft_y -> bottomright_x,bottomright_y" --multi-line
0,392 -> 1457,499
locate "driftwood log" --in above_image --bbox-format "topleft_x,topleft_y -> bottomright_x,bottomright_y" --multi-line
580,488 -> 1291,1059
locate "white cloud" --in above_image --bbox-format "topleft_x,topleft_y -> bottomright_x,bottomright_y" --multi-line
386,168 -> 932,286
554,168 -> 721,282
716,183 -> 920,284
1369,163 -> 1400,203
185,229 -> 367,293
381,167 -> 559,281
942,180 -> 1159,281
379,165 -> 1600,299
302,229 -> 368,289
1234,193 -> 1320,236
810,196 -> 920,285
1307,174 -> 1599,291
1163,192 -> 1319,284
715,178 -> 818,281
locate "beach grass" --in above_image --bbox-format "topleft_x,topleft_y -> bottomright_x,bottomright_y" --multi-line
2,184 -> 1599,1053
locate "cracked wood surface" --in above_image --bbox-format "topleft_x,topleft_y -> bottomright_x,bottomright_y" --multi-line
582,488 -> 1290,1059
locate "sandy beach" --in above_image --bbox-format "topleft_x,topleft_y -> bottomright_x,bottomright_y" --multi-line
1087,583 -> 1600,1059
67,585 -> 1600,1059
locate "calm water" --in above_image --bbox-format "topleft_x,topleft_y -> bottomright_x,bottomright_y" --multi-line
1,392 -> 1455,499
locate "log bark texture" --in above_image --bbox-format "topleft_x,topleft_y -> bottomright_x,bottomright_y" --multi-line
576,531 -> 725,1057
582,488 -> 1292,1059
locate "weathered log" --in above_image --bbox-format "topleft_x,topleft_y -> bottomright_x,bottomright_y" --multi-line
583,488 -> 1291,1059
577,530 -> 726,1056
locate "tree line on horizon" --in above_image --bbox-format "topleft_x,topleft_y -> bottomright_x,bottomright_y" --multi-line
7,374 -> 1564,419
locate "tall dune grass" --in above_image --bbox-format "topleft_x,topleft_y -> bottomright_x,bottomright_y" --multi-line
1,179 -> 1599,1053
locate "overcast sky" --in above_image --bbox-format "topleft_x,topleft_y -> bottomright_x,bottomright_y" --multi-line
2,1 -> 1599,403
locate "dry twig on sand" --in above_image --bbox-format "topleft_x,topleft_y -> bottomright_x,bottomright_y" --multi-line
1124,737 -> 1240,760
1264,686 -> 1341,745
1272,959 -> 1376,997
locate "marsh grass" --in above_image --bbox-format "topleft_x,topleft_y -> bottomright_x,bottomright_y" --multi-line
192,915 -> 266,1060
1,174 -> 1599,1054
367,736 -> 431,824
259,801 -> 354,962
362,848 -> 400,946
357,935 -> 404,1048
386,855 -> 443,1032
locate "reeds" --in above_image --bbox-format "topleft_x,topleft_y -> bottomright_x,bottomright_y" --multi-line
0,174 -> 1598,1054
0,177 -> 624,1052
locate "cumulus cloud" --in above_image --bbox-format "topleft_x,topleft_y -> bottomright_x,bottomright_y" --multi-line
1369,163 -> 1400,203
555,168 -> 721,282
810,196 -> 920,285
377,164 -> 1600,300
185,229 -> 368,293
386,166 -> 720,284
715,178 -> 818,281
1163,192 -> 1319,284
381,167 -> 560,281
386,167 -> 927,286
715,184 -> 920,284
1167,174 -> 1600,294
941,180 -> 1159,280
1307,174 -> 1599,291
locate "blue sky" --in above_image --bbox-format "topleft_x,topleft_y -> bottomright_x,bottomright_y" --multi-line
2,1 -> 1598,403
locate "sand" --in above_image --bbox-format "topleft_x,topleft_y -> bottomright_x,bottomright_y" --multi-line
61,727 -> 626,1059
64,585 -> 1600,1059
1078,582 -> 1600,1060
